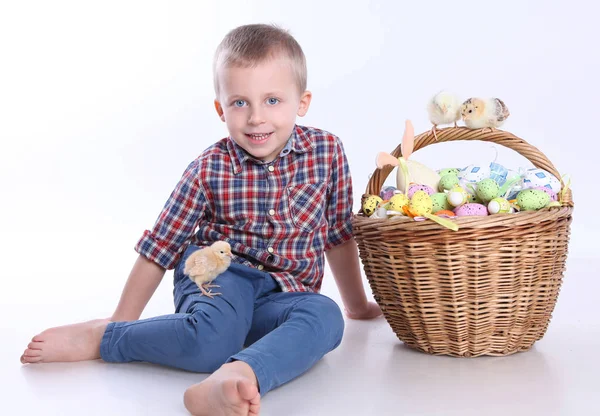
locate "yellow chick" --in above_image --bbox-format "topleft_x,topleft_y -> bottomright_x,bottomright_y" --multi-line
427,91 -> 462,140
461,97 -> 510,131
183,241 -> 233,298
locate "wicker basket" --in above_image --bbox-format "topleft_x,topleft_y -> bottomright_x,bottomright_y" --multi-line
352,127 -> 574,357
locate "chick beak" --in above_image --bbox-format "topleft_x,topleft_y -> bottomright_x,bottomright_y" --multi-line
441,104 -> 447,113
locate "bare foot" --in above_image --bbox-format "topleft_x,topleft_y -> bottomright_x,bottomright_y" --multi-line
20,319 -> 110,364
184,361 -> 260,416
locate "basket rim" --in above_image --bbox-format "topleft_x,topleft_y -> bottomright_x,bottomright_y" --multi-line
352,205 -> 573,232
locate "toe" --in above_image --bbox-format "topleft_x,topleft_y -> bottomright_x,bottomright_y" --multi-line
237,380 -> 258,401
24,349 -> 42,357
22,353 -> 43,363
249,402 -> 260,415
28,341 -> 43,350
32,334 -> 45,342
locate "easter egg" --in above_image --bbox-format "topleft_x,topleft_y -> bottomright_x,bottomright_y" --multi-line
435,209 -> 456,217
487,197 -> 511,214
531,186 -> 558,202
517,189 -> 551,211
388,193 -> 410,212
438,174 -> 460,191
458,164 -> 490,184
447,185 -> 469,207
438,168 -> 460,176
379,186 -> 397,201
521,168 -> 561,194
475,178 -> 500,203
410,190 -> 433,216
362,195 -> 383,216
408,184 -> 435,198
431,192 -> 452,213
454,203 -> 489,217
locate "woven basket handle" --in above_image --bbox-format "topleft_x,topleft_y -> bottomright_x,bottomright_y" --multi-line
366,127 -> 573,206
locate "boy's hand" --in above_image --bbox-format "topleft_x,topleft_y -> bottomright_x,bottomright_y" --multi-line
345,301 -> 382,320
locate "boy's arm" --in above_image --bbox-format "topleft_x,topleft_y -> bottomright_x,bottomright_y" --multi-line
325,239 -> 382,320
112,159 -> 205,321
111,255 -> 166,321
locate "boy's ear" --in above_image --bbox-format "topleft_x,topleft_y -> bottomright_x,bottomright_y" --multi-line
297,91 -> 312,117
214,100 -> 226,122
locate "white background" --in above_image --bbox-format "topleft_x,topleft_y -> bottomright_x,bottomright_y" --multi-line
1,1 -> 598,415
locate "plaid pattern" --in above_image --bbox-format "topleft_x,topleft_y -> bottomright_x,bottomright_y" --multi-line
135,125 -> 354,292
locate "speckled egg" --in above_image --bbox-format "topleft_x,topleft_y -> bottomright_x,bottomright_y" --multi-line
362,195 -> 383,216
438,174 -> 460,191
531,186 -> 558,202
407,184 -> 435,198
517,189 -> 551,211
487,197 -> 511,214
438,168 -> 461,176
430,192 -> 452,213
410,190 -> 433,216
454,203 -> 489,217
379,186 -> 397,201
447,185 -> 469,207
388,193 -> 410,212
475,178 -> 500,203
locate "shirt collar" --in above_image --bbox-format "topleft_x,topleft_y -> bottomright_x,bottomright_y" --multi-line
226,125 -> 315,174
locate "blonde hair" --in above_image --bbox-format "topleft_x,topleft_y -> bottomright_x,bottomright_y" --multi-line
213,24 -> 307,98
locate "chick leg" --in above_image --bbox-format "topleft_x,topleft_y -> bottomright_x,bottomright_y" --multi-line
199,283 -> 221,298
454,121 -> 458,128
430,124 -> 439,141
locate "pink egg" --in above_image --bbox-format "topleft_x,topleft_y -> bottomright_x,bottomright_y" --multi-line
453,203 -> 489,217
532,186 -> 558,202
407,184 -> 435,199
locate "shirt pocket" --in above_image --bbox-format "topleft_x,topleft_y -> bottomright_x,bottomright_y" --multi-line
287,182 -> 327,232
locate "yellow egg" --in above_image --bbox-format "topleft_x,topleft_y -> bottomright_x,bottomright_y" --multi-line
409,190 -> 433,216
388,193 -> 410,212
362,195 -> 383,216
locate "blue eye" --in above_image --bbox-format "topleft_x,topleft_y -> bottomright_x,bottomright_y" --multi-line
234,100 -> 246,107
267,97 -> 279,105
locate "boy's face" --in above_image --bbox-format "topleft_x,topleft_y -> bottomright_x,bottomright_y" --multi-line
214,56 -> 311,163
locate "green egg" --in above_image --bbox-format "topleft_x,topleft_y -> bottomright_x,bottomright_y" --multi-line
475,178 -> 500,203
517,189 -> 551,211
431,192 -> 452,213
438,174 -> 460,192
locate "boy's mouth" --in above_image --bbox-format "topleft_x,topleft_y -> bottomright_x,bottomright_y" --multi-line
246,132 -> 273,143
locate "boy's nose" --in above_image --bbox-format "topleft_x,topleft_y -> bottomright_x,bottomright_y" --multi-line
248,108 -> 265,125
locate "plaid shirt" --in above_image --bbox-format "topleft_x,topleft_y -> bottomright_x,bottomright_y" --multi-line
135,125 -> 354,292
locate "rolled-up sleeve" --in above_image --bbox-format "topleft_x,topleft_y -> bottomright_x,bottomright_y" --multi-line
324,137 -> 354,250
135,159 -> 206,269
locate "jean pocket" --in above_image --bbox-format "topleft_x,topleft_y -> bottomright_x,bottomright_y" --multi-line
287,182 -> 326,232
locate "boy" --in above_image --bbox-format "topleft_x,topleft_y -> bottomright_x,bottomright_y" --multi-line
20,23 -> 381,416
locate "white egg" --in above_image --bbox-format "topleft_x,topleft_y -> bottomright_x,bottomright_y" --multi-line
521,168 -> 561,194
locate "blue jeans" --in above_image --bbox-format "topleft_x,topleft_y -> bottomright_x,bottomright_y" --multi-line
99,245 -> 345,395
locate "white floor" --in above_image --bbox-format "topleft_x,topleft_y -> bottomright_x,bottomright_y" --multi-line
3,254 -> 598,415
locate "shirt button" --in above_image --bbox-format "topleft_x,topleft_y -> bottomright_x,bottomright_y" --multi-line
268,209 -> 275,216
257,265 -> 264,270
267,247 -> 274,254
268,165 -> 275,172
